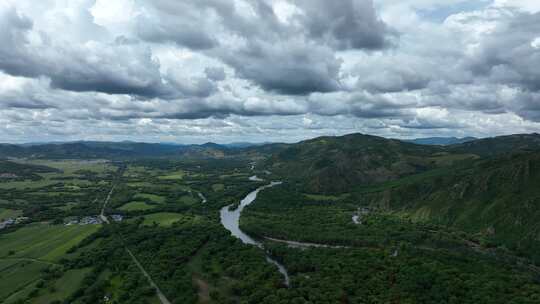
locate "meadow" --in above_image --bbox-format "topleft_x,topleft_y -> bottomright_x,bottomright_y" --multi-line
139,212 -> 200,227
0,208 -> 22,220
0,224 -> 101,302
0,224 -> 100,261
119,201 -> 156,211
134,193 -> 166,204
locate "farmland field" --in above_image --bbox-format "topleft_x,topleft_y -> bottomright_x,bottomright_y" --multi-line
0,224 -> 100,261
119,201 -> 156,211
0,224 -> 100,302
134,193 -> 166,204
0,259 -> 48,301
157,171 -> 185,180
212,183 -> 225,191
31,267 -> 93,304
0,208 -> 22,220
140,212 -> 200,227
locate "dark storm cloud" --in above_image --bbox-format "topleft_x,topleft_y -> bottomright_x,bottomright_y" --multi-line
4,100 -> 52,110
165,74 -> 218,99
305,91 -> 417,119
293,0 -> 395,50
204,67 -> 226,81
214,0 -> 393,95
0,7 -> 173,98
353,60 -> 433,93
0,0 -> 395,99
468,10 -> 540,92
134,0 -> 237,49
508,90 -> 540,123
2,0 -> 540,144
136,0 -> 393,95
135,16 -> 217,50
217,40 -> 342,95
0,7 -> 35,77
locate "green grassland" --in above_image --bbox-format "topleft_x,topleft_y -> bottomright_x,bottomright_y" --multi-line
123,165 -> 150,178
0,208 -> 22,220
0,159 -> 114,191
0,158 -> 116,223
0,260 -> 49,301
119,201 -> 156,211
211,183 -> 225,191
0,173 -> 94,190
158,171 -> 185,180
134,193 -> 166,204
179,194 -> 199,205
18,159 -> 113,175
0,177 -> 59,190
29,267 -> 93,304
127,181 -> 154,188
219,172 -> 249,179
0,224 -> 100,302
140,212 -> 201,227
3,240 -> 103,304
0,224 -> 100,261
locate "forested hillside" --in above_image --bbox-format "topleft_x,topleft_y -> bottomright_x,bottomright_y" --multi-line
265,133 -> 477,193
358,151 -> 540,262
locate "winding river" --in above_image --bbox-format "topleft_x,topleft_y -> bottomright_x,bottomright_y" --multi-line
220,179 -> 290,286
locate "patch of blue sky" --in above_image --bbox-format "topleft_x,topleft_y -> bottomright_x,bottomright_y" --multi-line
417,0 -> 491,23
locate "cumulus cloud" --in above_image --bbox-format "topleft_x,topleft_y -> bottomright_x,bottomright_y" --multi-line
467,10 -> 540,91
134,1 -> 219,49
0,0 -> 540,143
0,5 -> 170,98
217,39 -> 342,95
292,0 -> 395,50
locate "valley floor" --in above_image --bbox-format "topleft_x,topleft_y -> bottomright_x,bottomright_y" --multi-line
1,156 -> 540,303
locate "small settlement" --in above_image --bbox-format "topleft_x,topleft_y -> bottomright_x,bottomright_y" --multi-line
65,214 -> 123,226
0,216 -> 29,230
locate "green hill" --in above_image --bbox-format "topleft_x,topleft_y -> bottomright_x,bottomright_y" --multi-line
257,132 -> 540,262
448,133 -> 540,156
265,133 -> 475,193
357,151 -> 540,262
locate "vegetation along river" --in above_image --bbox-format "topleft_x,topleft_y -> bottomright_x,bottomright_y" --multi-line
219,178 -> 290,286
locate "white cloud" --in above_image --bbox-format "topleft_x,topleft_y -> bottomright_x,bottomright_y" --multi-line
493,0 -> 540,13
532,37 -> 540,49
0,0 -> 539,143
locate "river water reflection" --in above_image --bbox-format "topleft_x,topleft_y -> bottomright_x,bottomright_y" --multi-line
219,180 -> 290,286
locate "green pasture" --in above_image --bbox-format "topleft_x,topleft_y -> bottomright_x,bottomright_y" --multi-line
212,183 -> 225,191
140,212 -> 201,227
32,267 -> 92,304
119,201 -> 156,211
0,260 -> 47,301
158,171 -> 185,180
134,193 -> 166,204
0,208 -> 23,220
0,224 -> 100,262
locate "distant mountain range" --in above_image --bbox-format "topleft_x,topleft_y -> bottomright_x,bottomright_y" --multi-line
0,141 -> 274,160
405,136 -> 477,146
4,132 -> 540,267
2,134 -> 539,163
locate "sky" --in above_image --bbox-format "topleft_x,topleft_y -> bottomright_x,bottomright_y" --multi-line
0,0 -> 539,144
